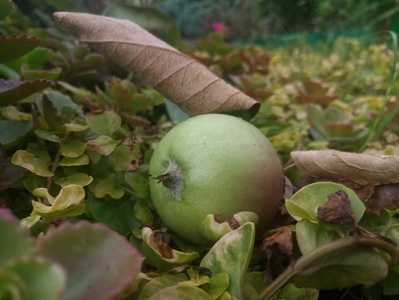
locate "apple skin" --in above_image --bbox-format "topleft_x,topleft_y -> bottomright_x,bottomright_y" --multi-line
148,114 -> 284,247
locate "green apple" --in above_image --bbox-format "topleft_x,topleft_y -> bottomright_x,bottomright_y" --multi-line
148,114 -> 284,246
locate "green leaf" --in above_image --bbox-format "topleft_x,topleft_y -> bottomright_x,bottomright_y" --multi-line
285,182 -> 365,223
55,173 -> 93,187
31,185 -> 85,221
381,265 -> 399,296
37,221 -> 143,300
20,215 -> 41,229
165,98 -> 189,123
129,93 -> 154,113
134,200 -> 154,223
244,272 -> 266,296
0,79 -> 51,105
139,273 -> 187,300
94,177 -> 124,199
111,144 -> 140,171
0,120 -> 33,151
148,285 -> 212,300
46,91 -> 83,117
23,173 -> 47,194
88,194 -> 141,235
178,268 -> 210,287
202,272 -> 230,300
307,105 -> 329,138
138,227 -> 200,271
64,123 -> 89,132
59,154 -> 90,166
1,256 -> 66,300
358,210 -> 391,233
86,111 -> 121,137
200,223 -> 255,299
0,35 -> 40,64
382,224 -> 399,245
2,106 -> 33,121
25,47 -> 52,69
296,219 -> 341,254
60,139 -> 86,158
106,79 -> 133,110
295,246 -> 388,289
198,212 -> 258,244
86,135 -> 120,156
34,130 -> 61,142
0,0 -> 14,21
12,150 -> 54,177
0,209 -> 35,268
125,172 -> 150,199
22,68 -> 62,81
0,63 -> 20,80
282,283 -> 319,300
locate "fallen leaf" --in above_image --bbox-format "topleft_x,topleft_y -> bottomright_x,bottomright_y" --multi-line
365,184 -> 399,213
291,150 -> 399,185
261,226 -> 293,283
317,190 -> 356,227
53,12 -> 260,117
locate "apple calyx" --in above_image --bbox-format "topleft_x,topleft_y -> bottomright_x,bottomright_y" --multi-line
150,161 -> 184,200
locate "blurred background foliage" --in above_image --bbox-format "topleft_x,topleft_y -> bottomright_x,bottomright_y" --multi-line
11,0 -> 399,41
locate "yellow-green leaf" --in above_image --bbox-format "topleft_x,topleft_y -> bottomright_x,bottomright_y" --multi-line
12,150 -> 54,177
31,185 -> 85,221
59,154 -> 89,166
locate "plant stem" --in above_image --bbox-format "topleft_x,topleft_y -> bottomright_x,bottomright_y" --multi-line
46,132 -> 70,191
257,236 -> 399,300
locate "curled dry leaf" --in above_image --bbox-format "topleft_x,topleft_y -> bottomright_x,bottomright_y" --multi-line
261,226 -> 293,283
150,230 -> 173,259
52,12 -> 260,117
317,190 -> 356,227
291,150 -> 399,185
365,184 -> 399,213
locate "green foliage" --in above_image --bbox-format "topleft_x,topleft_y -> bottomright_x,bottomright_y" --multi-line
2,2 -> 399,300
0,209 -> 142,299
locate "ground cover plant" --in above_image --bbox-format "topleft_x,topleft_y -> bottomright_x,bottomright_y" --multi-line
2,1 -> 399,299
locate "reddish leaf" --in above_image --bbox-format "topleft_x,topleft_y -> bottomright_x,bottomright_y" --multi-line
296,80 -> 338,105
119,112 -> 151,126
0,35 -> 41,64
325,123 -> 363,137
37,221 -> 143,300
42,95 -> 64,131
0,79 -> 51,105
0,145 -> 26,191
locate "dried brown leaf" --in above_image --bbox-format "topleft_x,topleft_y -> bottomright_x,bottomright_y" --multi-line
150,231 -> 173,259
365,183 -> 399,213
291,150 -> 399,185
53,12 -> 259,117
317,190 -> 356,227
261,226 -> 293,283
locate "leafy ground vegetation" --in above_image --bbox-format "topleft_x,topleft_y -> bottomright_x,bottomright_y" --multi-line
2,1 -> 399,300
